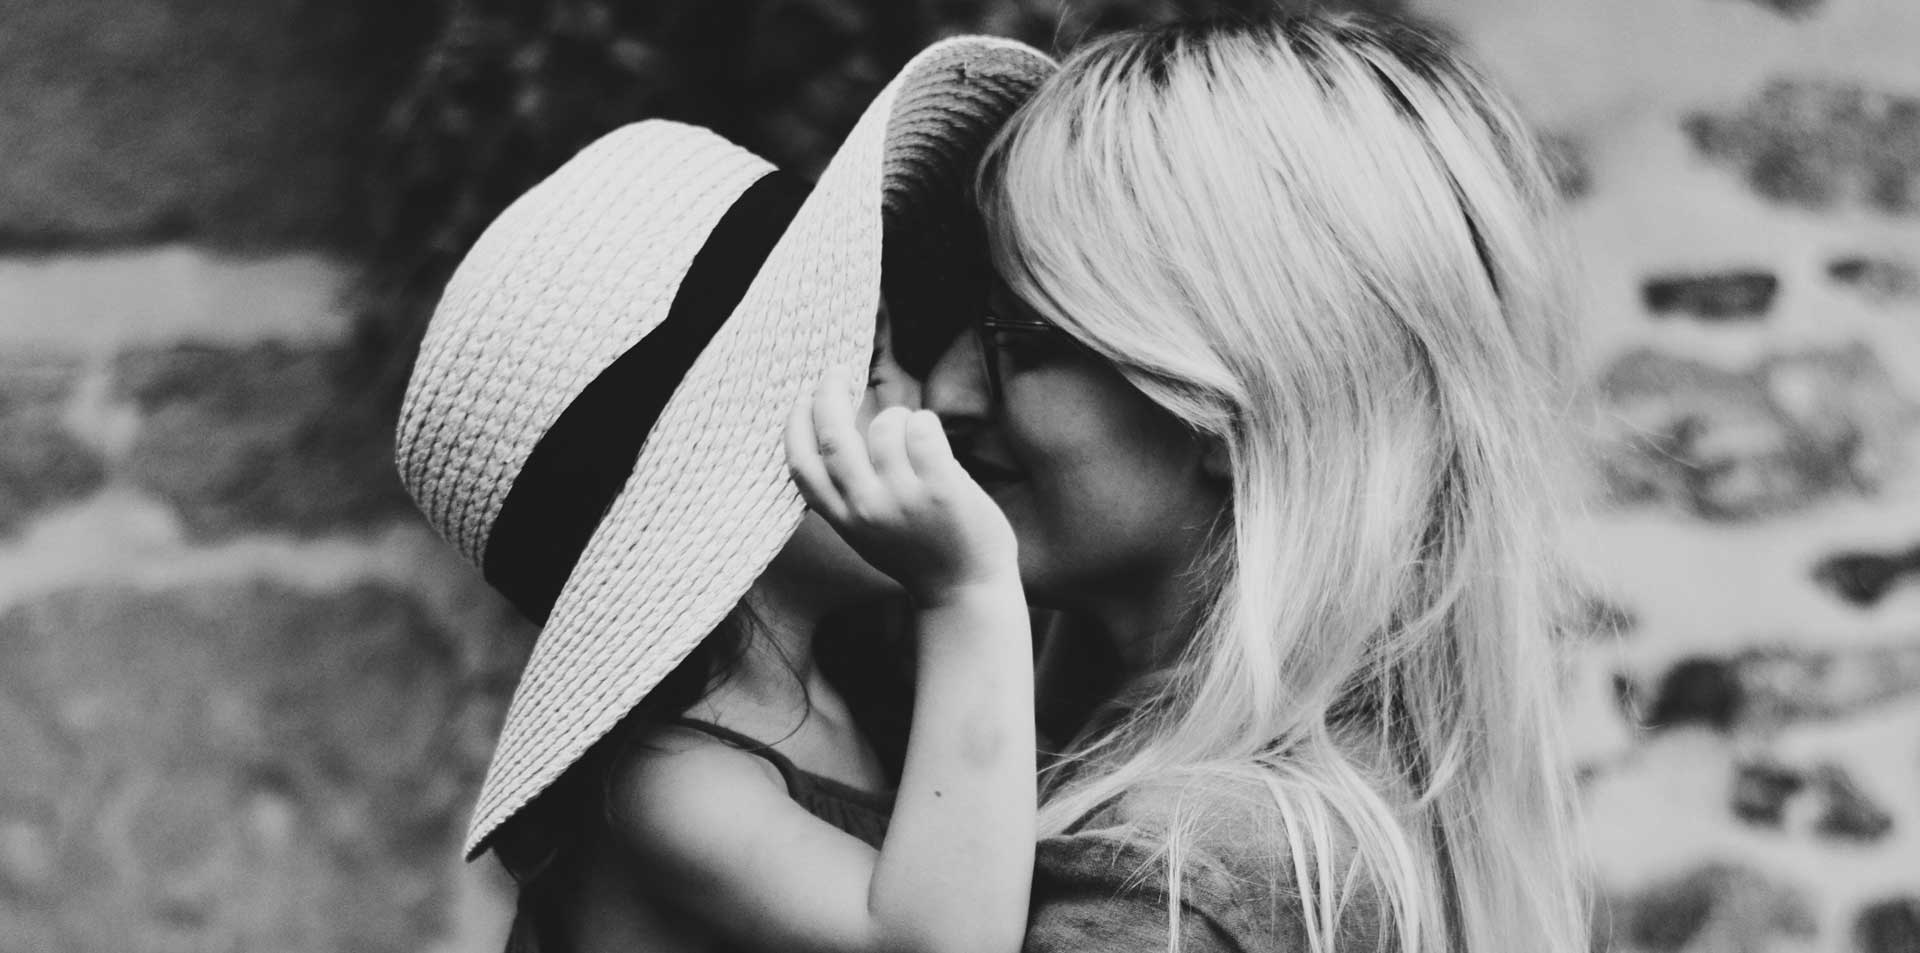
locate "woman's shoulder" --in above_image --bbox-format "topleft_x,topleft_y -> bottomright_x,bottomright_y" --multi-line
1059,771 -> 1303,873
1030,771 -> 1391,953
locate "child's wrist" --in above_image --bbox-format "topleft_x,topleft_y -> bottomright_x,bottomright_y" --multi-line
910,570 -> 1023,613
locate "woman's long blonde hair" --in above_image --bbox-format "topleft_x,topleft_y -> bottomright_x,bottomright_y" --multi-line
979,13 -> 1589,953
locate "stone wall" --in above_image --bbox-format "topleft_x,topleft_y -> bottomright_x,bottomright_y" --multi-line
0,0 -> 531,949
1,0 -> 1915,951
1438,0 -> 1920,949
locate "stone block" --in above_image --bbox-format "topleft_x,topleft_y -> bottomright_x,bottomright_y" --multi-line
1608,864 -> 1816,953
0,358 -> 107,536
1686,79 -> 1920,217
1645,642 -> 1920,733
111,342 -> 412,540
1730,759 -> 1805,827
1643,271 -> 1779,322
1726,758 -> 1894,841
1855,897 -> 1920,953
1739,642 -> 1920,727
1811,764 -> 1894,843
1598,345 -> 1914,520
0,580 -> 525,952
1647,657 -> 1744,731
0,0 -> 436,251
1829,256 -> 1920,303
1813,545 -> 1920,608
1619,870 -> 1715,951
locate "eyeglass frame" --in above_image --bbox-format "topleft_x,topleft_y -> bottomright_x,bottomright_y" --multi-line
973,312 -> 1072,406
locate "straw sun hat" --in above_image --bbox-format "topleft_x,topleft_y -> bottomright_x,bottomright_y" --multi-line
395,36 -> 1055,859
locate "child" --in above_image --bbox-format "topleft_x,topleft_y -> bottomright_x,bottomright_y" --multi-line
505,325 -> 1035,953
391,37 -> 1057,953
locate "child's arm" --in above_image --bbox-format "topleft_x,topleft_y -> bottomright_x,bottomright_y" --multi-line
865,526 -> 1033,953
608,369 -> 1034,953
609,671 -> 1032,953
607,370 -> 1032,953
785,367 -> 1037,953
607,730 -> 928,952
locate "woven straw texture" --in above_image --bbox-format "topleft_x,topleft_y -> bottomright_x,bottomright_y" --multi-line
393,36 -> 1054,860
881,44 -> 1058,371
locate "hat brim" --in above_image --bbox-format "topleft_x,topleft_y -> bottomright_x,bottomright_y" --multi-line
462,36 -> 1056,860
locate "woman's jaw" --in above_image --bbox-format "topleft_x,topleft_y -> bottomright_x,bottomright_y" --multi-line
925,333 -> 1226,673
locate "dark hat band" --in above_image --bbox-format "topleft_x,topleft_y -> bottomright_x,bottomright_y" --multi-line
482,170 -> 810,624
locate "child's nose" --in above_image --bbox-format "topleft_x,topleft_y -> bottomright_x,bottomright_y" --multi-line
921,333 -> 990,432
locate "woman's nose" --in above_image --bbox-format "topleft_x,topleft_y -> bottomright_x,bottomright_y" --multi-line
922,333 -> 990,433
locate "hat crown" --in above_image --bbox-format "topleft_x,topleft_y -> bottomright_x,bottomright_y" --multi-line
396,122 -> 774,568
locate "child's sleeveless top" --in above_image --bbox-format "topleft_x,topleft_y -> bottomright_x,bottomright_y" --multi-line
504,720 -> 895,953
670,718 -> 894,847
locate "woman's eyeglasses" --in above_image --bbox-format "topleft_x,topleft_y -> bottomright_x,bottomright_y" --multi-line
973,312 -> 1069,405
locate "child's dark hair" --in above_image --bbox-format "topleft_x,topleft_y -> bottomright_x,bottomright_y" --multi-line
493,601 -> 761,952
490,597 -> 913,953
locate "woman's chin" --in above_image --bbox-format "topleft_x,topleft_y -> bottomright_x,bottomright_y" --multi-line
1000,512 -> 1063,598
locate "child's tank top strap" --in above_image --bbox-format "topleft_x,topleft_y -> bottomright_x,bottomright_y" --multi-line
669,717 -> 807,789
665,717 -> 894,849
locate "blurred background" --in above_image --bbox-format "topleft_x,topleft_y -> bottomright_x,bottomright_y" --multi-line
1,0 -> 1916,950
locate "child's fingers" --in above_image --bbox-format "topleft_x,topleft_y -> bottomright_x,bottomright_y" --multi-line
811,367 -> 886,508
866,406 -> 915,491
785,383 -> 843,518
903,410 -> 968,484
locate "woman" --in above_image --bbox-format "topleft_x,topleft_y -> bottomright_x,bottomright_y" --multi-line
920,13 -> 1590,953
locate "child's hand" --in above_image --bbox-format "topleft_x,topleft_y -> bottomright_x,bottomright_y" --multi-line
786,367 -> 1018,605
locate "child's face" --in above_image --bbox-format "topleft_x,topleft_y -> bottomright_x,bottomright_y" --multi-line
770,304 -> 921,605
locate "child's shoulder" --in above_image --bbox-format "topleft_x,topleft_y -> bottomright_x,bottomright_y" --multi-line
603,723 -> 790,844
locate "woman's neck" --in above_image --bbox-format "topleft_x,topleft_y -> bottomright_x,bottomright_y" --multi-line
1029,569 -> 1208,757
1075,568 -> 1209,682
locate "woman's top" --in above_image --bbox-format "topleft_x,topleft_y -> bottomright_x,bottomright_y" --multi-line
1023,777 -> 1390,953
670,717 -> 894,848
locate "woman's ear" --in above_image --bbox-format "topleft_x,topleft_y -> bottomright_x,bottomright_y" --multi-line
1201,435 -> 1231,481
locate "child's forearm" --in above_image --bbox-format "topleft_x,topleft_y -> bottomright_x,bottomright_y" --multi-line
867,576 -> 1036,953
